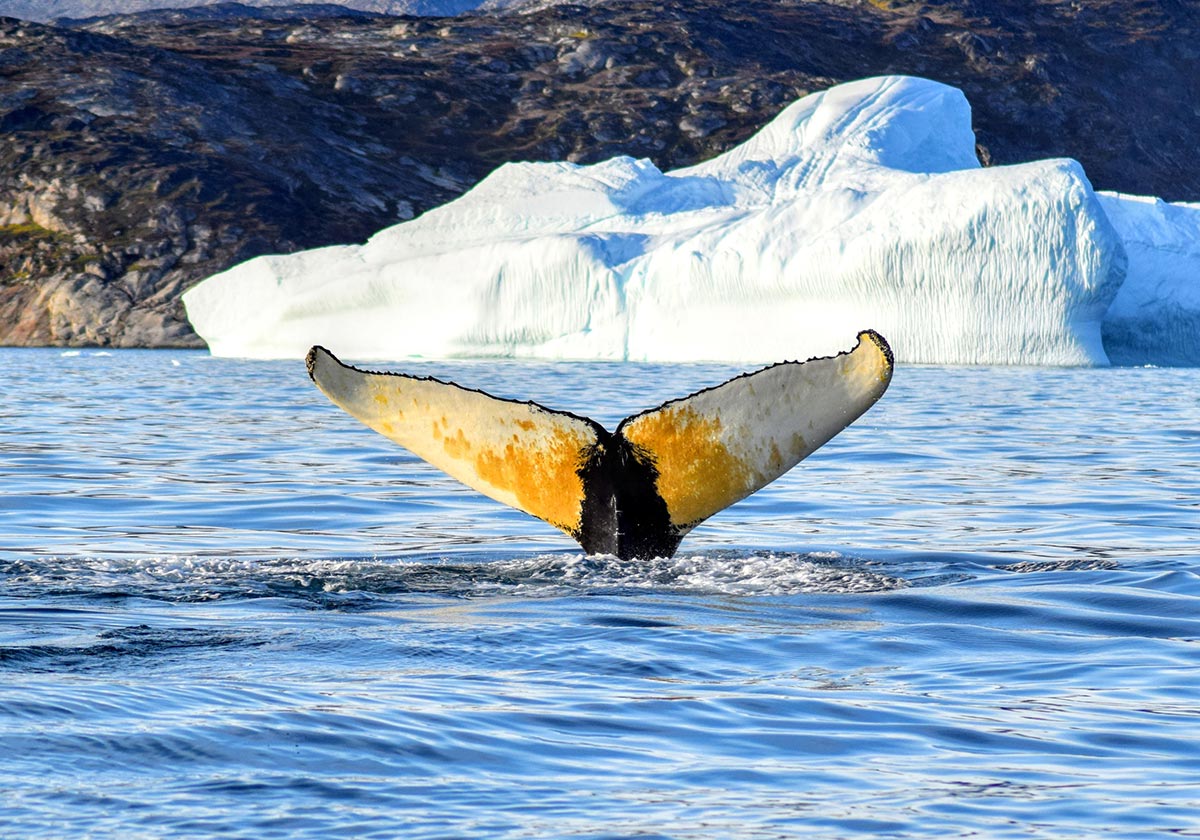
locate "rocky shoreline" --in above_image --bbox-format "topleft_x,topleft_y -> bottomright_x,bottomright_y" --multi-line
1,0 -> 1196,348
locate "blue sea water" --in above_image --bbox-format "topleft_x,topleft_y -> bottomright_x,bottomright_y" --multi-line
2,348 -> 1199,839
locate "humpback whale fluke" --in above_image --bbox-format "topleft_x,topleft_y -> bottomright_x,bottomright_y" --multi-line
306,331 -> 893,560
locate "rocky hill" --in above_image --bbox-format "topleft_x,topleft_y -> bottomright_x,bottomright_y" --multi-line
1,0 -> 1197,348
0,0 -> 494,24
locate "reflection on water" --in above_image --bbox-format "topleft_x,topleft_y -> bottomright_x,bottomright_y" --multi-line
2,349 -> 1200,839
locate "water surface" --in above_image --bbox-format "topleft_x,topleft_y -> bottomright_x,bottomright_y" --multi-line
2,349 -> 1199,838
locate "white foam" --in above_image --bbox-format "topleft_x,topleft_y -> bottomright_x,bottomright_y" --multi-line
11,553 -> 906,599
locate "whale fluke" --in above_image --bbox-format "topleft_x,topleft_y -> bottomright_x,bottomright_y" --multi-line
306,330 -> 893,560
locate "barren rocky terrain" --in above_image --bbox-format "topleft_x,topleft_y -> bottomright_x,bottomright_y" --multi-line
1,0 -> 1196,347
0,1 -> 493,24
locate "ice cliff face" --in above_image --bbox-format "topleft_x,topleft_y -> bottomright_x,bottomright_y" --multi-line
1097,193 -> 1200,367
184,75 -> 1196,366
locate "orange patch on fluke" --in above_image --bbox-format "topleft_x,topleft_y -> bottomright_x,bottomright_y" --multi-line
472,424 -> 590,532
442,428 -> 472,458
622,405 -> 753,528
767,441 -> 784,474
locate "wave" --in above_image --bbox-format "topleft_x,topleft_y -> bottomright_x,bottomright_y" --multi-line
0,551 -> 908,603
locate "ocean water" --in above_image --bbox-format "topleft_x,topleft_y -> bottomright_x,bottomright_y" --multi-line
2,348 -> 1199,839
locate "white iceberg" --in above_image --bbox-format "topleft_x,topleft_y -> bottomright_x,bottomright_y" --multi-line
183,75 -> 1197,366
1096,192 -> 1200,366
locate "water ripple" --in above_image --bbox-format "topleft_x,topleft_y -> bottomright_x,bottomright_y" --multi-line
3,352 -> 1200,839
1,550 -> 908,605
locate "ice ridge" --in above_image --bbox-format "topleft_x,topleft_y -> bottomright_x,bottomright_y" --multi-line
183,75 -> 1198,366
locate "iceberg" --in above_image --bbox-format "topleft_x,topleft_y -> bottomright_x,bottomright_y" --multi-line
183,75 -> 1198,366
1097,192 -> 1200,367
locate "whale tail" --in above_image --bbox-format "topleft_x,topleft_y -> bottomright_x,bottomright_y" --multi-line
306,331 -> 893,560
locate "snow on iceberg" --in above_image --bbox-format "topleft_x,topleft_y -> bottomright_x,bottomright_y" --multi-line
1097,192 -> 1200,367
184,74 -> 1193,366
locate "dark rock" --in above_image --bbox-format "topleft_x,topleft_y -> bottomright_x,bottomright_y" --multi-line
0,0 -> 1198,347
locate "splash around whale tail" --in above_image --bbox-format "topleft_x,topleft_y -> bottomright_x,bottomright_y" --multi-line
306,331 -> 893,560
